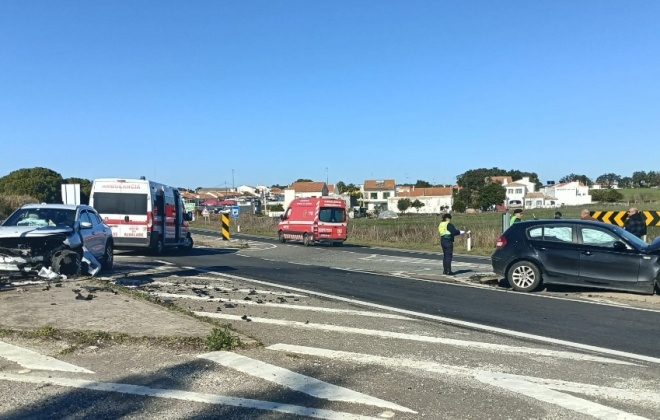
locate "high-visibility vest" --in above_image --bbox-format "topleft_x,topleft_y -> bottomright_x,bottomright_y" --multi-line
438,221 -> 450,237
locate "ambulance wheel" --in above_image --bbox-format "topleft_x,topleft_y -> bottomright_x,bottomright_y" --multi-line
278,231 -> 286,243
303,233 -> 312,246
180,234 -> 193,251
152,236 -> 164,255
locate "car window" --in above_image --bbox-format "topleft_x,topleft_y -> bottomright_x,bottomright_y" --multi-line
528,225 -> 572,243
79,211 -> 93,225
581,227 -> 619,248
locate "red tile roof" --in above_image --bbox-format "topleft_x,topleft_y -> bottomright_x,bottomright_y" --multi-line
397,187 -> 453,197
289,181 -> 327,193
363,179 -> 396,190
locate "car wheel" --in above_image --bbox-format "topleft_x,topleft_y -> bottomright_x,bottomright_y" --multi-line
52,249 -> 82,276
278,231 -> 286,243
507,261 -> 542,292
303,233 -> 312,246
102,241 -> 114,270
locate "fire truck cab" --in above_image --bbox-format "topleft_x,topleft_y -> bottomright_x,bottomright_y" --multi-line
277,197 -> 348,246
89,177 -> 193,254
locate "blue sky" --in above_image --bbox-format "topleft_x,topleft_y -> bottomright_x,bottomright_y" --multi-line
1,1 -> 658,190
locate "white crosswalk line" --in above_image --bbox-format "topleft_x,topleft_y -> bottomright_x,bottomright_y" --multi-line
165,295 -> 412,319
0,341 -> 93,373
199,351 -> 415,413
268,344 -> 657,420
0,373 -> 381,420
197,313 -> 635,365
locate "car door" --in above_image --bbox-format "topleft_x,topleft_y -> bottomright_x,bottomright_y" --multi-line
79,210 -> 104,257
527,224 -> 580,285
577,225 -> 643,289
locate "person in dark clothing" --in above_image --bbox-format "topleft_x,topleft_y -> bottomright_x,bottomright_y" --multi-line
624,208 -> 647,240
554,211 -> 562,219
438,213 -> 466,275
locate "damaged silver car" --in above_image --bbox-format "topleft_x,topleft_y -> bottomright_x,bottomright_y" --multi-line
0,204 -> 114,278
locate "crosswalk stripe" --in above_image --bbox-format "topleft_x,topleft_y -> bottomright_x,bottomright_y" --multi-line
199,352 -> 415,413
196,313 -> 634,365
159,294 -> 411,319
0,373 -> 381,420
267,345 -> 653,420
0,341 -> 93,373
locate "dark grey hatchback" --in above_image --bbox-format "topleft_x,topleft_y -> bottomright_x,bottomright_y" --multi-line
491,219 -> 660,294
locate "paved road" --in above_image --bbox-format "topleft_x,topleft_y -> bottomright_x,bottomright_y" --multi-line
2,235 -> 660,419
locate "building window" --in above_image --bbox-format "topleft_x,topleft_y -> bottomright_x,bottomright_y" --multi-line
383,192 -> 390,199
370,192 -> 378,199
508,189 -> 513,194
515,188 -> 523,194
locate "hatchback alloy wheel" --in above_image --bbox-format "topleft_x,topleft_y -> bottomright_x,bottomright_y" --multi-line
507,261 -> 542,292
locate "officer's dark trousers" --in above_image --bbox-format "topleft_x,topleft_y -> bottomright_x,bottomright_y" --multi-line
440,237 -> 453,273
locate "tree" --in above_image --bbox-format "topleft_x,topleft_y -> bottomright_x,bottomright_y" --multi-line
0,167 -> 64,203
477,182 -> 506,211
591,189 -> 623,203
559,173 -> 593,186
414,180 -> 432,188
631,171 -> 647,187
336,181 -> 347,194
411,199 -> 425,213
595,173 -> 621,188
295,178 -> 313,183
619,177 -> 633,188
397,198 -> 412,213
64,177 -> 92,204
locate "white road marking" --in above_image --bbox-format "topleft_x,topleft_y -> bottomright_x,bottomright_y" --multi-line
201,270 -> 660,365
269,344 -> 658,420
0,341 -> 93,373
475,372 -> 650,420
0,373 -> 380,420
197,313 -> 633,365
199,351 -> 415,413
159,294 -> 412,319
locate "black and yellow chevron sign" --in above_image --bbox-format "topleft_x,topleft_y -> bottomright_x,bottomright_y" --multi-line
590,210 -> 660,227
221,213 -> 230,240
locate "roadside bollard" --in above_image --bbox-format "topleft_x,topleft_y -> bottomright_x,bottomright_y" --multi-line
467,231 -> 472,251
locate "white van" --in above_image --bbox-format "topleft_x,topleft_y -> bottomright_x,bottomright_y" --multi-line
89,177 -> 193,253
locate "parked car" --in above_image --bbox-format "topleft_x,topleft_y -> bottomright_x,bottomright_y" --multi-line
0,204 -> 114,276
491,219 -> 659,294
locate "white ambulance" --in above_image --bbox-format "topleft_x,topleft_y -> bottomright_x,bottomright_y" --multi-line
89,177 -> 193,253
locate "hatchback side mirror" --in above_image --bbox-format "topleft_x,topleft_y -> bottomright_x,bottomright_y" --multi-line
80,221 -> 93,229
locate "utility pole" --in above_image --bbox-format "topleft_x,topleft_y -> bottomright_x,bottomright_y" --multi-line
232,169 -> 235,193
325,167 -> 328,184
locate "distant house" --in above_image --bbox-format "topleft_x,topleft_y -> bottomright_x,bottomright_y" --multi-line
541,181 -> 592,206
389,187 -> 453,214
497,176 -> 537,209
489,176 -> 513,186
361,179 -> 396,211
524,192 -> 560,209
283,181 -> 329,209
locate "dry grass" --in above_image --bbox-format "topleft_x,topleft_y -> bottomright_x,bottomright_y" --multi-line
191,208 -> 659,256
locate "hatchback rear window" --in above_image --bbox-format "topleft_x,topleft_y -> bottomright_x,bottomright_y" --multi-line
528,226 -> 572,243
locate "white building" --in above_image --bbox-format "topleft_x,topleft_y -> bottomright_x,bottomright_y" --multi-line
388,187 -> 453,214
502,177 -> 536,208
361,179 -> 396,211
541,181 -> 592,206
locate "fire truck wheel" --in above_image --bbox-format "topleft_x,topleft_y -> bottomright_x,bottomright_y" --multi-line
278,231 -> 286,243
303,233 -> 312,246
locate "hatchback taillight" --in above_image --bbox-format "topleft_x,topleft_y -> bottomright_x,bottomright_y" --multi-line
496,236 -> 507,249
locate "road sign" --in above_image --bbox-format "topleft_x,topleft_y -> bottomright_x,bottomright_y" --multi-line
590,210 -> 660,227
231,205 -> 240,218
201,208 -> 209,217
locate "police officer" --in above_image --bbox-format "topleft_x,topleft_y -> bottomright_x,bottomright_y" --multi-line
438,213 -> 465,275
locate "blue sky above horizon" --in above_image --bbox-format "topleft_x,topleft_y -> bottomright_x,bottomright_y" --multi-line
1,1 -> 658,189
